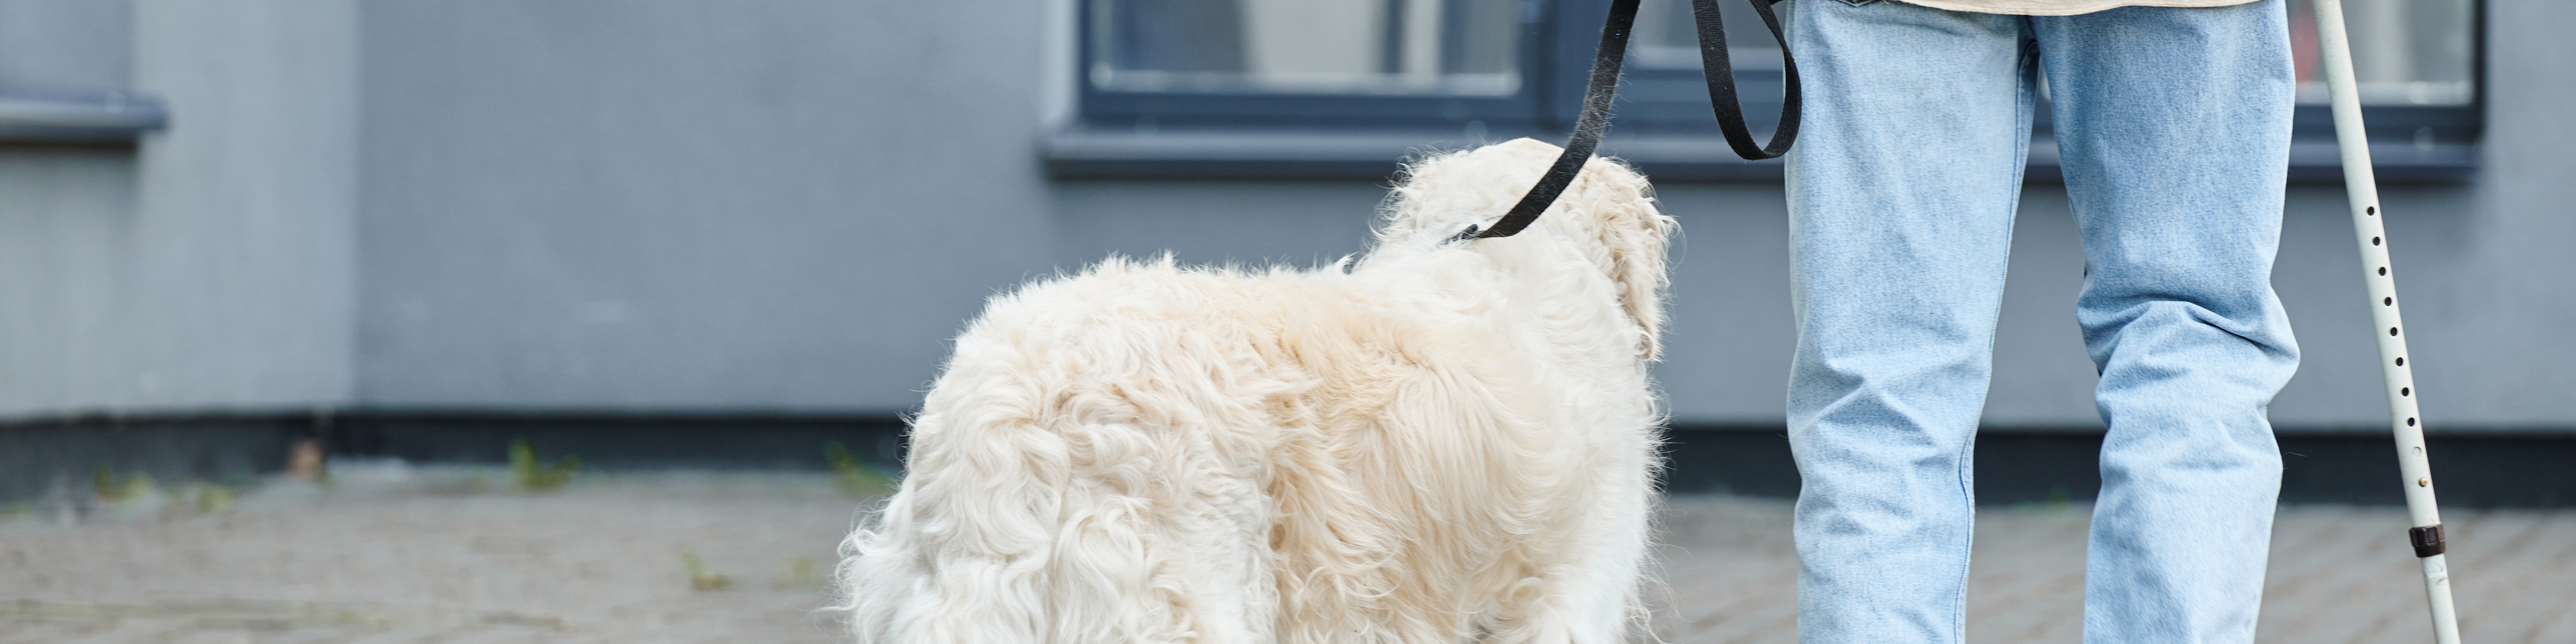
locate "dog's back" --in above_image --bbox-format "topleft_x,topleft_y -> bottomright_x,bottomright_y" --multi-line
839,140 -> 1672,644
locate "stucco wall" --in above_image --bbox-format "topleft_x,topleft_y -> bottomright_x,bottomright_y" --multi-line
0,0 -> 2565,433
344,0 -> 2573,431
354,0 -> 1055,411
0,0 -> 358,418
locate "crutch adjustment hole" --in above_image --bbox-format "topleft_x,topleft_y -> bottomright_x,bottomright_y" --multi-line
2379,267 -> 2388,276
2373,237 -> 2382,246
2402,387 -> 2410,396
2396,357 -> 2405,366
2408,417 -> 2418,426
2384,297 -> 2394,306
2390,327 -> 2400,335
2367,206 -> 2377,215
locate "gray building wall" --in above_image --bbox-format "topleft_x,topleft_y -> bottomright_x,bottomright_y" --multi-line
0,0 -> 2567,433
0,0 -> 358,419
353,0 -> 1053,411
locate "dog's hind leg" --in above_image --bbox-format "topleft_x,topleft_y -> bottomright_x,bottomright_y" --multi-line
1040,420 -> 1278,644
1153,462 -> 1279,644
847,413 -> 1275,643
837,414 -> 1065,643
1513,465 -> 1656,644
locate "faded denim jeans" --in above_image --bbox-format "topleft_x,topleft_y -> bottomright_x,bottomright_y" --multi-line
1779,1 -> 2300,643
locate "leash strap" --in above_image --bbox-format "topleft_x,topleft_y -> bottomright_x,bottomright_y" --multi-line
1468,0 -> 1799,240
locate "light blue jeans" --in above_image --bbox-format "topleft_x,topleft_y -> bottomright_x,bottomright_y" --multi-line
1779,1 -> 2300,643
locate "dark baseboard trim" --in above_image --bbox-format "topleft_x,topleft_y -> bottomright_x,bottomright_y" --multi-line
329,411 -> 910,473
7,414 -> 2572,506
0,411 -> 910,502
1660,426 -> 2576,508
0,415 -> 301,504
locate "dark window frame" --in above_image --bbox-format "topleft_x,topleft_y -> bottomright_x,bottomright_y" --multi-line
1046,0 -> 2481,182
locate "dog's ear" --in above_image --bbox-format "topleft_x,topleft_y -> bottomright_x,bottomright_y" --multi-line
1585,166 -> 1674,361
1544,153 -> 1672,360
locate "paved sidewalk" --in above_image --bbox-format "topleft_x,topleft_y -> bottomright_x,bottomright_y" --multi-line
3,464 -> 2569,643
1650,496 -> 2576,644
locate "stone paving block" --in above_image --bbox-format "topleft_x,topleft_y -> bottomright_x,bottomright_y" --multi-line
0,621 -> 98,643
1,465 -> 2569,643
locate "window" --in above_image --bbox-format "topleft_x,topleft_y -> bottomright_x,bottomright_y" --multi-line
1055,0 -> 1546,177
1093,0 -> 1525,97
1049,0 -> 2479,181
1546,0 -> 1790,128
2291,0 -> 2475,105
2281,0 -> 2479,180
1079,0 -> 1538,128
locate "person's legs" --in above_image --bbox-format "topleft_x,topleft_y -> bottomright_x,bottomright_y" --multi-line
2031,3 -> 2300,643
1781,2 -> 2034,643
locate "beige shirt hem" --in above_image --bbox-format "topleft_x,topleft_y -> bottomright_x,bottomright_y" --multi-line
1884,0 -> 2261,17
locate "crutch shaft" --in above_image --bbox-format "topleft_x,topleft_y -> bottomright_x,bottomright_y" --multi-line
2311,1 -> 2463,643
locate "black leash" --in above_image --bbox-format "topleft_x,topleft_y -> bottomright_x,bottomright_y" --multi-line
1463,0 -> 1799,241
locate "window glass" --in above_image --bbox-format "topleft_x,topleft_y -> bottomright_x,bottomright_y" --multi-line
1091,0 -> 1524,95
1629,0 -> 1781,71
1638,0 -> 2475,106
2290,0 -> 2475,105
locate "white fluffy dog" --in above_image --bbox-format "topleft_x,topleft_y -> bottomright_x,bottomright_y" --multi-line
837,138 -> 1673,643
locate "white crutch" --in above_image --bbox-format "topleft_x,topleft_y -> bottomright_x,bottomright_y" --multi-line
2310,1 -> 2463,643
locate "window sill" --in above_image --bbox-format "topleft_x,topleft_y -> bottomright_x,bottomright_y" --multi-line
1045,127 -> 2476,184
0,89 -> 167,144
1045,125 -> 1517,180
1042,125 -> 1790,181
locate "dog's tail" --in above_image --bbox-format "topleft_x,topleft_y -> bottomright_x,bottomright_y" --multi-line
837,414 -> 1233,643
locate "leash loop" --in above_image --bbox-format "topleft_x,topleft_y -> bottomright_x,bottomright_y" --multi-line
1470,0 -> 1799,240
1695,0 -> 1801,160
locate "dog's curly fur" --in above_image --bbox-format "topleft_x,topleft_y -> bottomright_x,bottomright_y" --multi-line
836,138 -> 1674,643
